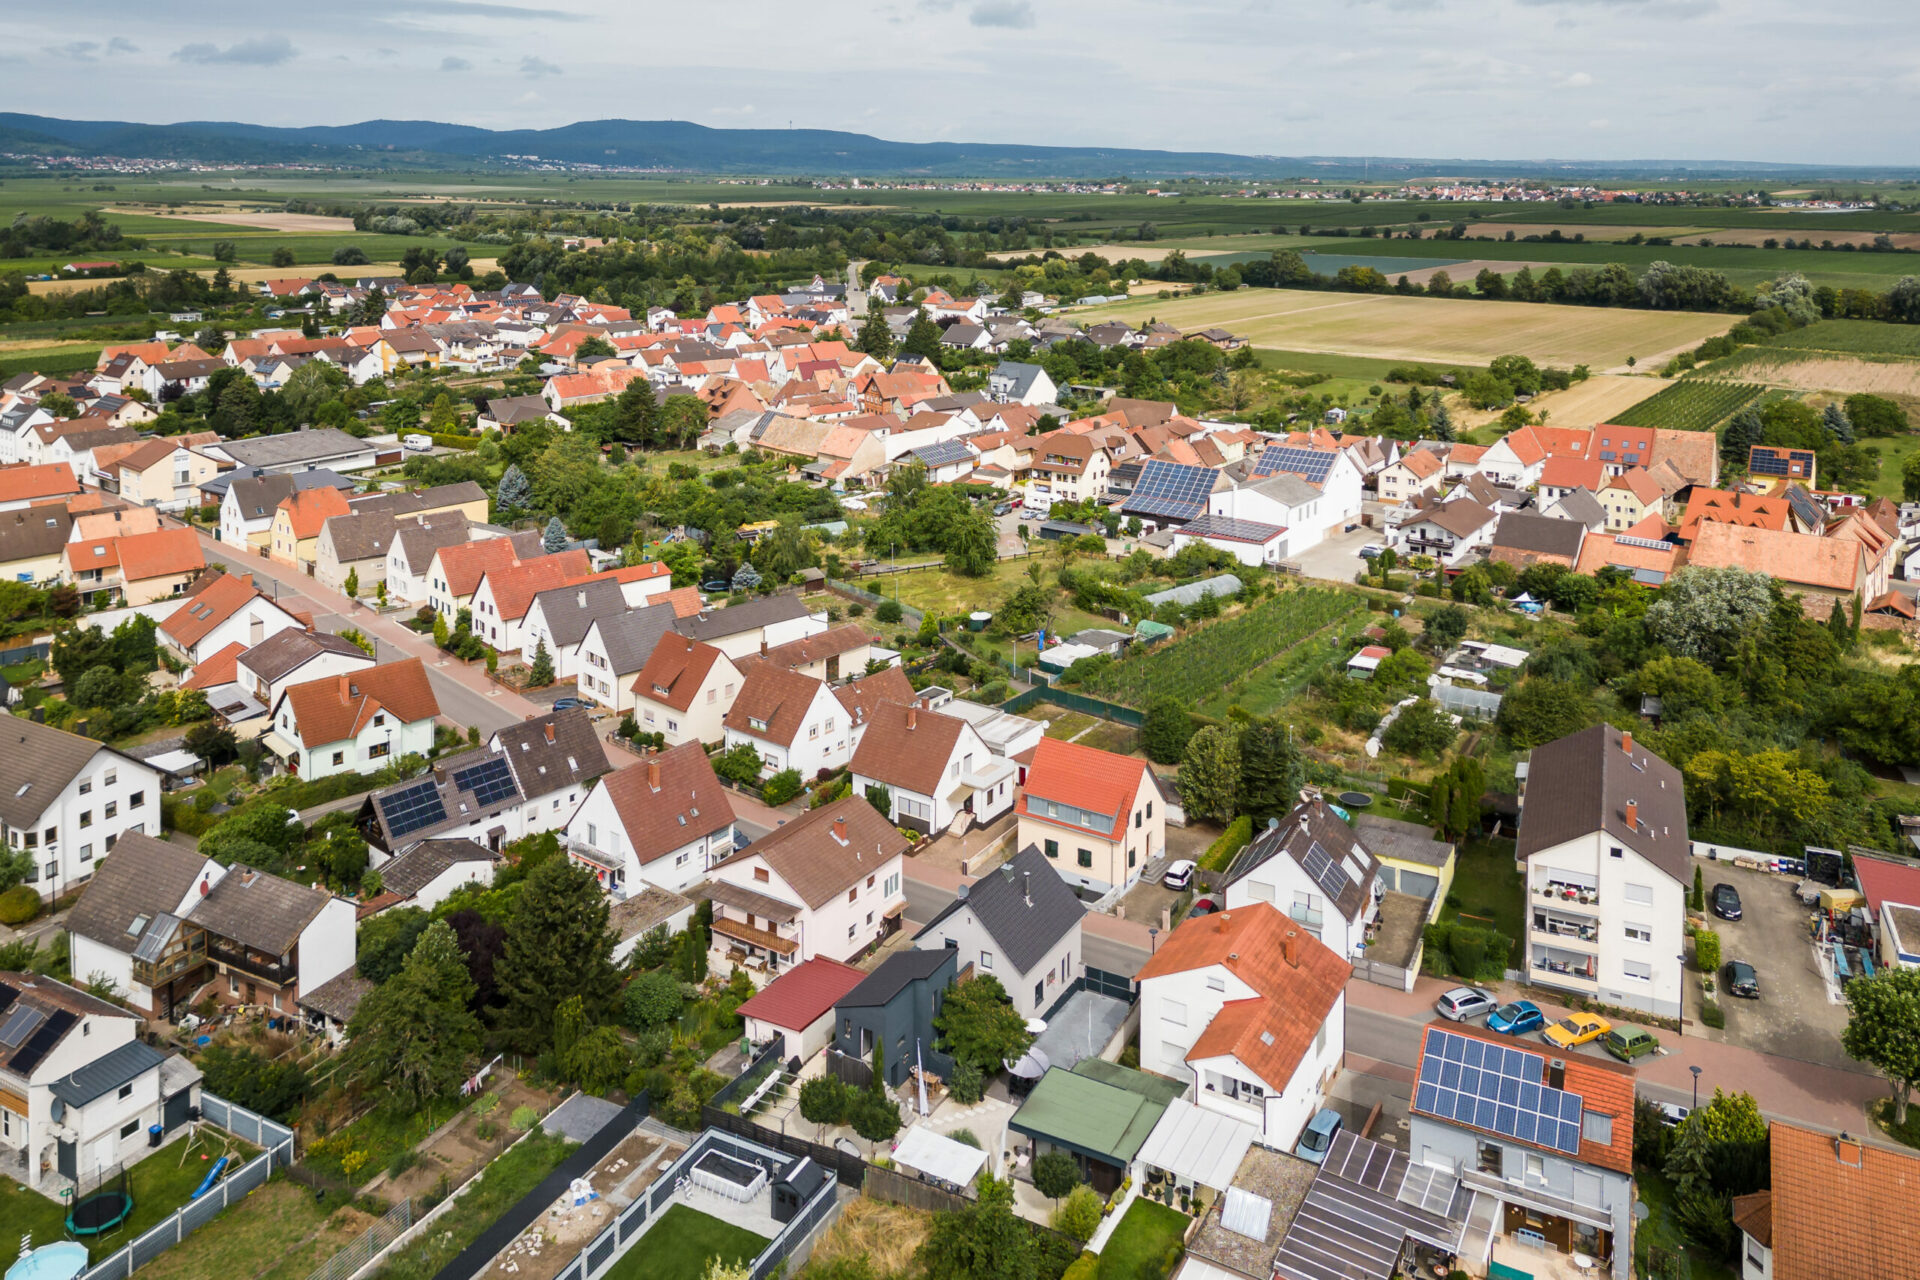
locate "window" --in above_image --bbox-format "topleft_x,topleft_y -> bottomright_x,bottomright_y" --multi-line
1476,1141 -> 1504,1176
118,1083 -> 134,1101
1077,848 -> 1092,868
884,872 -> 900,896
1163,1000 -> 1186,1026
979,951 -> 993,970
847,924 -> 856,940
104,801 -> 116,819
848,887 -> 858,904
367,742 -> 391,759
120,1120 -> 139,1141
79,779 -> 91,795
1128,848 -> 1136,868
128,791 -> 143,810
1248,882 -> 1274,903
1582,1112 -> 1614,1146
1624,922 -> 1652,943
753,867 -> 770,883
586,823 -> 598,845
1624,882 -> 1654,905
1134,811 -> 1141,829
866,875 -> 875,889
1525,1153 -> 1546,1186
666,720 -> 678,733
105,833 -> 117,852
1622,959 -> 1652,982
1044,839 -> 1059,859
79,844 -> 91,863
104,770 -> 115,786
1609,845 -> 1624,859
1161,1040 -> 1187,1066
1034,979 -> 1044,1007
866,912 -> 874,926
1207,976 -> 1225,992
332,751 -> 345,766
79,810 -> 92,829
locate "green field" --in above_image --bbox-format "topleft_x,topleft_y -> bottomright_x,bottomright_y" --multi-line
1196,607 -> 1374,720
1768,319 -> 1920,356
1608,379 -> 1767,430
1095,1199 -> 1190,1280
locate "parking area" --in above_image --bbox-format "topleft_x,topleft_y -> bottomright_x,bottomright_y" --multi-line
1287,517 -> 1381,585
1691,862 -> 1852,1069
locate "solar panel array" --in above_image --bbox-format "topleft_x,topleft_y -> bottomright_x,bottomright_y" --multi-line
1123,460 -> 1215,521
1183,514 -> 1285,543
381,779 -> 449,839
1415,1028 -> 1584,1155
1255,445 -> 1336,485
0,1002 -> 44,1048
453,758 -> 519,809
1300,841 -> 1351,901
1749,447 -> 1815,477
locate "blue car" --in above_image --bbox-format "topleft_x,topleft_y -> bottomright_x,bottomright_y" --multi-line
1487,1000 -> 1545,1036
1295,1108 -> 1343,1164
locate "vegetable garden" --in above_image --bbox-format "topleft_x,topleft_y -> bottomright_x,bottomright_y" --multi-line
1079,586 -> 1363,709
1608,378 -> 1765,430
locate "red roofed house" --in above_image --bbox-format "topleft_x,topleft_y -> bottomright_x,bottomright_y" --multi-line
1480,425 -> 1550,488
468,548 -> 591,654
1408,1019 -> 1635,1280
267,658 -> 440,780
631,635 -> 744,748
1849,853 -> 1920,970
1378,446 -> 1444,505
64,526 -> 206,605
1016,737 -> 1165,893
1537,455 -> 1608,505
0,462 -> 82,512
425,535 -> 536,621
269,486 -> 352,568
563,743 -> 736,896
1135,902 -> 1350,1145
1736,1120 -> 1920,1280
735,957 -> 870,1060
159,570 -> 306,664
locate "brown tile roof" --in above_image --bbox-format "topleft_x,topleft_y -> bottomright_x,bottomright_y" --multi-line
1517,722 -> 1689,883
182,640 -> 247,691
1411,498 -> 1496,539
849,702 -> 970,796
281,658 -> 440,747
161,572 -> 269,649
634,635 -> 729,712
0,463 -> 81,505
114,527 -> 205,582
597,744 -> 735,865
1137,903 -> 1350,1093
716,795 -> 910,910
1688,522 -> 1864,593
723,664 -> 830,748
1574,532 -> 1679,579
1495,425 -> 1546,466
280,486 -> 351,539
755,624 -> 876,671
1768,1122 -> 1920,1280
1017,737 -> 1153,842
1678,489 -> 1789,542
189,863 -> 336,956
1731,1190 -> 1772,1250
238,628 -> 369,686
834,666 -> 916,727
657,586 -> 707,619
1397,449 -> 1443,480
64,832 -> 208,949
1650,428 -> 1718,487
1605,467 -> 1665,505
479,548 -> 591,622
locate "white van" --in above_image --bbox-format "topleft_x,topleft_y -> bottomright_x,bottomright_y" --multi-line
403,434 -> 433,452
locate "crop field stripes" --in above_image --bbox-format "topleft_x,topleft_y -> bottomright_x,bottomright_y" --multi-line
1607,378 -> 1765,430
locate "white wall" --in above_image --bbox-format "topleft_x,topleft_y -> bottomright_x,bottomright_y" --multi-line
1525,831 -> 1685,1020
278,702 -> 436,780
238,648 -> 373,710
9,751 -> 162,901
565,781 -> 733,896
1222,859 -> 1368,961
724,682 -> 852,780
296,897 -> 357,996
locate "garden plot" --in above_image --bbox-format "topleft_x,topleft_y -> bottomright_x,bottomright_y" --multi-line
482,1130 -> 687,1280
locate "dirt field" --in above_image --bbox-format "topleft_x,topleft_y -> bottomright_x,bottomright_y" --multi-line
1453,372 -> 1662,431
108,205 -> 358,233
1070,289 -> 1733,370
1729,354 -> 1920,397
1395,258 -> 1556,287
992,243 -> 1179,265
1464,222 -> 1718,242
481,1130 -> 685,1280
1672,228 -> 1920,249
22,258 -> 498,296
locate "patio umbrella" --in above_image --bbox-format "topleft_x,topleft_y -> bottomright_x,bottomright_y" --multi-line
1006,1046 -> 1051,1079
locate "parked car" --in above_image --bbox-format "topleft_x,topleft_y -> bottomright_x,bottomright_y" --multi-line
550,697 -> 587,712
1359,544 -> 1386,560
1435,987 -> 1496,1022
1711,882 -> 1743,921
993,502 -> 1013,516
1488,1001 -> 1545,1036
1295,1108 -> 1343,1165
1657,1102 -> 1690,1128
1542,1013 -> 1612,1051
1724,959 -> 1761,999
1187,896 -> 1220,917
1161,859 -> 1195,891
1602,1028 -> 1661,1062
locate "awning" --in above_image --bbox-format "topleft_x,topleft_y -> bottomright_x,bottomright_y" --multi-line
0,1088 -> 24,1117
893,1126 -> 988,1188
1136,1099 -> 1257,1193
260,731 -> 300,760
144,749 -> 205,776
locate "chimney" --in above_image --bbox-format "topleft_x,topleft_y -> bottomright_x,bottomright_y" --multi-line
1023,871 -> 1031,906
1836,1132 -> 1865,1168
1548,1059 -> 1566,1090
1282,927 -> 1299,968
907,706 -> 917,731
544,723 -> 556,744
1625,799 -> 1638,831
1621,729 -> 1633,756
832,817 -> 848,845
760,638 -> 769,655
647,760 -> 661,791
577,590 -> 587,608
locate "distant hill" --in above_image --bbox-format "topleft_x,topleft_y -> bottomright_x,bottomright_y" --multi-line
0,114 -> 1902,180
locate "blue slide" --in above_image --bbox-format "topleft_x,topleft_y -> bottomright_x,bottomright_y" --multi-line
191,1156 -> 230,1200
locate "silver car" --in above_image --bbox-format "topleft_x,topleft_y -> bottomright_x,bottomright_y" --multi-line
1435,986 -> 1496,1022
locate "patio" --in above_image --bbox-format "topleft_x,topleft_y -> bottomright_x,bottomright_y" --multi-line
1489,1235 -> 1610,1280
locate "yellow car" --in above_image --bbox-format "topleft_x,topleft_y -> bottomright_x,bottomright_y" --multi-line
1542,1013 -> 1612,1050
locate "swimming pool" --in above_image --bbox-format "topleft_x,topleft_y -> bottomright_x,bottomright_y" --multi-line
6,1241 -> 89,1280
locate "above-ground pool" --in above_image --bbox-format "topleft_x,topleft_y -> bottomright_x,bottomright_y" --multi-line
7,1242 -> 89,1280
689,1149 -> 768,1202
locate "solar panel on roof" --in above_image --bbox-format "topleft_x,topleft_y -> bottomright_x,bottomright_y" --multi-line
1255,445 -> 1336,485
1301,841 -> 1349,901
1124,460 -> 1215,521
453,757 -> 518,809
0,1003 -> 44,1048
1416,1028 -> 1585,1156
381,779 -> 449,839
7,1010 -> 74,1076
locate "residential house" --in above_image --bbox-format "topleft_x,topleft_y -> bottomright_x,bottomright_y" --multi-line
268,487 -> 351,568
1542,488 -> 1608,532
1221,797 -> 1380,958
203,427 -> 378,476
1027,433 -> 1112,508
671,595 -> 823,662
1536,456 -> 1609,506
1016,737 -> 1165,894
1169,512 -> 1290,568
231,628 -> 375,711
477,394 -> 566,434
1597,467 -> 1670,533
519,576 -> 628,679
987,362 -> 1059,406
750,624 -> 887,685
385,515 -> 497,607
1008,1063 -> 1180,1195
266,659 -> 440,780
564,743 -> 735,897
1488,512 -> 1588,572
1732,1122 -> 1920,1280
158,571 -> 305,664
723,665 -> 852,780
1135,903 -> 1350,1146
217,470 -> 355,549
914,845 -> 1085,1020
1378,448 -> 1446,506
360,840 -> 500,914
0,969 -> 202,1196
1240,443 -> 1365,538
424,533 -> 537,621
1396,499 -> 1498,568
109,437 -> 220,511
831,948 -> 958,1088
704,796 -> 910,977
0,506 -> 72,586
0,462 -> 81,511
631,635 -> 743,747
850,701 -> 1012,836
1408,1021 -> 1634,1280
468,550 -> 592,655
576,603 -> 679,712
735,958 -> 871,1062
916,689 -> 1048,764
1518,724 -> 1688,1019
1480,426 -> 1550,488
0,718 -> 161,902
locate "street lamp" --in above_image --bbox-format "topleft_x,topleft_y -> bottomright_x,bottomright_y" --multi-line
1148,926 -> 1159,955
1689,1065 -> 1701,1112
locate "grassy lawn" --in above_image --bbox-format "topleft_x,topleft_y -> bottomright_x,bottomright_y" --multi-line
1043,710 -> 1099,740
371,1130 -> 575,1280
1440,837 -> 1525,966
1095,1199 -> 1189,1280
607,1203 -> 768,1280
135,1178 -> 368,1280
887,558 -> 1038,616
1079,721 -> 1140,755
1632,1169 -> 1738,1280
303,1101 -> 462,1184
2,1131 -> 258,1258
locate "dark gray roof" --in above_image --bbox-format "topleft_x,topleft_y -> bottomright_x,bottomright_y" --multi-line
1225,799 -> 1381,925
47,1037 -> 166,1107
238,628 -> 371,686
592,601 -> 680,674
392,514 -> 477,575
1180,513 -> 1287,543
216,467 -> 353,506
0,506 -> 73,566
671,594 -> 811,645
1491,513 -> 1586,559
378,839 -> 497,898
915,845 -> 1085,976
328,506 -> 468,564
1352,813 -> 1455,869
0,718 -> 115,829
1516,722 -> 1688,883
496,706 -> 609,798
189,865 -> 336,956
66,833 -> 210,948
483,394 -> 556,424
1548,488 -> 1606,528
217,428 -> 367,470
529,577 -> 629,650
298,970 -> 372,1023
909,440 -> 978,467
837,946 -> 955,1010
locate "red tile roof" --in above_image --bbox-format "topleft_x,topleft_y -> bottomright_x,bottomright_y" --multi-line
182,640 -> 247,692
162,572 -> 269,648
596,743 -> 735,865
734,957 -> 870,1032
1768,1121 -> 1920,1280
723,664 -> 830,748
1538,456 -> 1606,492
479,549 -> 591,622
1137,903 -> 1350,1093
0,463 -> 81,505
433,537 -> 527,601
1850,853 -> 1920,915
656,586 -> 708,619
280,487 -> 351,540
1017,737 -> 1152,841
281,659 -> 440,747
633,635 -> 729,712
115,527 -> 206,582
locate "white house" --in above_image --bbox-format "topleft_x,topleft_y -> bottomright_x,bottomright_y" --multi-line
564,744 -> 736,897
631,635 -> 743,747
1220,798 -> 1381,961
1395,498 -> 1498,568
849,701 -> 1013,836
519,577 -> 627,678
0,719 -> 161,902
1479,425 -> 1550,489
469,553 -> 590,655
913,845 -> 1084,1021
722,665 -> 852,780
1377,448 -> 1446,507
1243,443 -> 1365,537
576,604 -> 680,713
986,361 -> 1058,406
385,517 -> 484,607
1170,512 -> 1290,567
1135,902 -> 1350,1147
365,840 -> 500,913
703,797 -> 910,979
265,658 -> 440,781
670,595 -> 825,663
1517,724 -> 1689,1021
217,470 -> 355,549
232,628 -> 376,711
158,571 -> 306,665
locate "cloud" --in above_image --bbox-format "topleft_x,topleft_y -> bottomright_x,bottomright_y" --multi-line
440,55 -> 473,71
970,0 -> 1035,26
404,0 -> 586,17
107,37 -> 138,53
1561,70 -> 1593,87
46,41 -> 101,60
519,55 -> 562,77
172,36 -> 296,65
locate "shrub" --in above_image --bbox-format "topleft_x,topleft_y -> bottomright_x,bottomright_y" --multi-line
1448,927 -> 1488,977
946,1057 -> 985,1104
760,769 -> 804,806
1701,999 -> 1725,1029
509,1105 -> 539,1132
1053,1185 -> 1104,1241
1694,928 -> 1721,973
1034,1149 -> 1082,1200
388,1149 -> 421,1178
0,886 -> 40,926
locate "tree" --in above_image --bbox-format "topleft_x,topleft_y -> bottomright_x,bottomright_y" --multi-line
1844,967 -> 1920,1125
1238,721 -> 1304,822
1032,1149 -> 1081,1202
1823,401 -> 1855,444
1382,699 -> 1457,758
543,516 -> 568,553
1497,679 -> 1595,749
528,638 -> 555,686
495,855 -> 621,1053
606,378 -> 659,446
495,463 -> 532,517
1179,725 -> 1241,825
864,782 -> 893,818
72,665 -> 127,708
1721,405 -> 1763,474
902,307 -> 942,361
1140,697 -> 1194,765
850,1090 -> 901,1147
1052,1184 -> 1104,1242
1904,450 -> 1920,503
184,721 -> 238,767
943,508 -> 997,577
622,970 -> 683,1029
1645,567 -> 1775,661
855,296 -> 894,361
933,974 -> 1031,1072
344,920 -> 480,1113
343,567 -> 360,600
1846,393 -> 1908,438
433,610 -> 451,650
919,1176 -> 1038,1280
798,1075 -> 851,1138
1422,604 -> 1469,653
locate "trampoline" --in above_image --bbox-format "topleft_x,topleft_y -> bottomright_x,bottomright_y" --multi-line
67,1170 -> 134,1238
6,1242 -> 89,1280
689,1150 -> 768,1202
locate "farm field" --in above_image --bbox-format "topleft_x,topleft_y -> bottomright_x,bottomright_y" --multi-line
1069,289 -> 1734,369
105,204 -> 359,233
1453,373 -> 1662,433
1706,348 -> 1920,399
1767,319 -> 1920,357
1608,379 -> 1767,430
1195,606 -> 1373,721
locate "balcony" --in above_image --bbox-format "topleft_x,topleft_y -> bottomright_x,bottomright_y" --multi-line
1531,909 -> 1600,944
1531,943 -> 1598,987
1534,878 -> 1600,910
206,941 -> 293,987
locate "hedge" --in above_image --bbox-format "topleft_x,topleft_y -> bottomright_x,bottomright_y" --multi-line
0,885 -> 41,926
431,432 -> 481,451
1199,815 -> 1252,873
1693,927 -> 1721,973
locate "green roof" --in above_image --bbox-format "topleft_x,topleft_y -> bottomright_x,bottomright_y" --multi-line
1009,1067 -> 1169,1164
1074,1058 -> 1188,1108
1133,619 -> 1175,642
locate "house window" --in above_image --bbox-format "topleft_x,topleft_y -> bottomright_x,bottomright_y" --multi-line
120,1120 -> 139,1140
586,823 -> 598,845
979,951 -> 993,970
367,742 -> 390,759
118,1083 -> 134,1100
885,873 -> 900,896
105,833 -> 118,851
848,888 -> 858,904
79,844 -> 91,862
1582,1112 -> 1614,1146
1134,811 -> 1141,829
1623,960 -> 1653,982
104,770 -> 115,786
753,867 -> 769,883
79,780 -> 91,795
848,924 -> 857,940
1128,848 -> 1136,868
1077,848 -> 1092,868
1162,1040 -> 1187,1066
1476,1141 -> 1504,1176
79,810 -> 92,829
1624,882 -> 1654,905
1525,1153 -> 1546,1186
1044,839 -> 1058,859
1609,845 -> 1624,859
1624,922 -> 1652,943
128,791 -> 143,810
1163,1000 -> 1186,1026
104,801 -> 116,819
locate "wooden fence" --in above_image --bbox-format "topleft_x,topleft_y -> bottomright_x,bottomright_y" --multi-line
864,1163 -> 972,1215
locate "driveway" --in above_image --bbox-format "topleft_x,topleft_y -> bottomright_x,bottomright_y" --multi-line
1288,518 -> 1381,586
1690,863 -> 1854,1071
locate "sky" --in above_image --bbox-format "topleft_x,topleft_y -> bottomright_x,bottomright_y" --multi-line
14,0 -> 1919,166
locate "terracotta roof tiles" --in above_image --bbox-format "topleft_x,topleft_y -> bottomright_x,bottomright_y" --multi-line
280,658 -> 440,748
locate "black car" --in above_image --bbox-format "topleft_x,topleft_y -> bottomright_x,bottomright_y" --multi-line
550,697 -> 587,712
1724,959 -> 1760,999
1711,882 -> 1743,921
